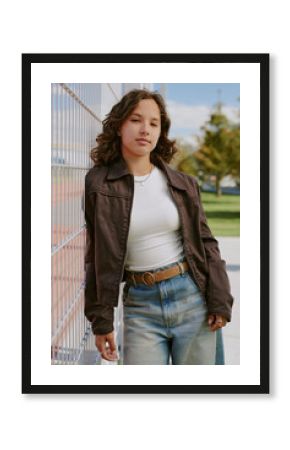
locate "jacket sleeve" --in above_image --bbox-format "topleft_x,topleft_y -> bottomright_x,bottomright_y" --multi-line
194,180 -> 234,322
84,173 -> 114,335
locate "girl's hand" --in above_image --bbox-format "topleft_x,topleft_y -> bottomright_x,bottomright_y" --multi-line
208,314 -> 227,331
95,332 -> 119,361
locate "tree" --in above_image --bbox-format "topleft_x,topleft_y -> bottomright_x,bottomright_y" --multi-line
171,139 -> 196,172
177,154 -> 199,176
193,105 -> 240,196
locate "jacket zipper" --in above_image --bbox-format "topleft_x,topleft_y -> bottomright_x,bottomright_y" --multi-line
118,174 -> 135,286
168,185 -> 203,295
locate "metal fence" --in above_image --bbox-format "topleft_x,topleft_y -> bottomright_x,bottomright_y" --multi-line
51,83 -> 104,364
51,83 -> 154,365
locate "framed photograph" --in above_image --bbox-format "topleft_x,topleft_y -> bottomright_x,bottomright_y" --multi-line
22,53 -> 269,394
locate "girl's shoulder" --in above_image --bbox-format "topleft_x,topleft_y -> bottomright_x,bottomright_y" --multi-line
85,165 -> 108,191
163,162 -> 199,191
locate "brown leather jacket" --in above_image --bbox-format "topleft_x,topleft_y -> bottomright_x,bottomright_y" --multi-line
84,155 -> 234,335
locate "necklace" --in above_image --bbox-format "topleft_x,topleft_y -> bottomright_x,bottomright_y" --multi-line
134,164 -> 154,187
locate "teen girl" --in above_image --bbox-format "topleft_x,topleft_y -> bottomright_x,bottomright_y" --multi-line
84,89 -> 233,364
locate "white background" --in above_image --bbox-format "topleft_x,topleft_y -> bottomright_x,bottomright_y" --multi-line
0,1 -> 285,449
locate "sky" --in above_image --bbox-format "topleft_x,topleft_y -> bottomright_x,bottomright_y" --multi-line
154,83 -> 240,148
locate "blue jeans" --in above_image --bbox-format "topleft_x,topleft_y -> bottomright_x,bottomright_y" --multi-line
215,328 -> 225,364
122,261 -> 217,365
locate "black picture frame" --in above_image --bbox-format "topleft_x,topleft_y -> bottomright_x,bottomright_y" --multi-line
22,53 -> 269,394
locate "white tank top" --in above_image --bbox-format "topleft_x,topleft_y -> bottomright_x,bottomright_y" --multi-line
124,166 -> 185,271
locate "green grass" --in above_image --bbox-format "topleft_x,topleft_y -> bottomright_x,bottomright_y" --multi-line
200,192 -> 240,237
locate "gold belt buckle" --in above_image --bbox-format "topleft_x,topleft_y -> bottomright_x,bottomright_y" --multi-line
142,271 -> 156,286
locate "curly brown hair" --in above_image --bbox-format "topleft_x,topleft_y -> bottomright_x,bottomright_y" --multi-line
90,88 -> 178,166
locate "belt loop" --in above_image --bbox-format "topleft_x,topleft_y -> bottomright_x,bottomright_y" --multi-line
177,261 -> 185,275
132,273 -> 137,287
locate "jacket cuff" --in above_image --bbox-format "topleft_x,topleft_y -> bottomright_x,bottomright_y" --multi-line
92,322 -> 114,335
90,305 -> 115,335
207,307 -> 232,323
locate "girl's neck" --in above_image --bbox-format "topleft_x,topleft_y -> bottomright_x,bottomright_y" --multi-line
123,156 -> 153,176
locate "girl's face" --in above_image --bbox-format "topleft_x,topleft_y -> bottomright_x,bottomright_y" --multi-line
119,99 -> 161,160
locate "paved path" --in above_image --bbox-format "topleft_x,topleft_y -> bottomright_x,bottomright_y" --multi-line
217,237 -> 240,365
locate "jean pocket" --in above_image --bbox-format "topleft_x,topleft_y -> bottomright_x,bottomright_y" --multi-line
123,282 -> 132,302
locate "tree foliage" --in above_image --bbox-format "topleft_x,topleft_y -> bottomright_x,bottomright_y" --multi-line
177,154 -> 199,175
173,139 -> 197,173
194,106 -> 240,196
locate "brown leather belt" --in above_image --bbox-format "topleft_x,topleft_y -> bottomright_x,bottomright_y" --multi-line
125,261 -> 189,287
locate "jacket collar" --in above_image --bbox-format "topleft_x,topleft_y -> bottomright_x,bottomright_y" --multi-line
106,155 -> 187,191
106,156 -> 131,180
